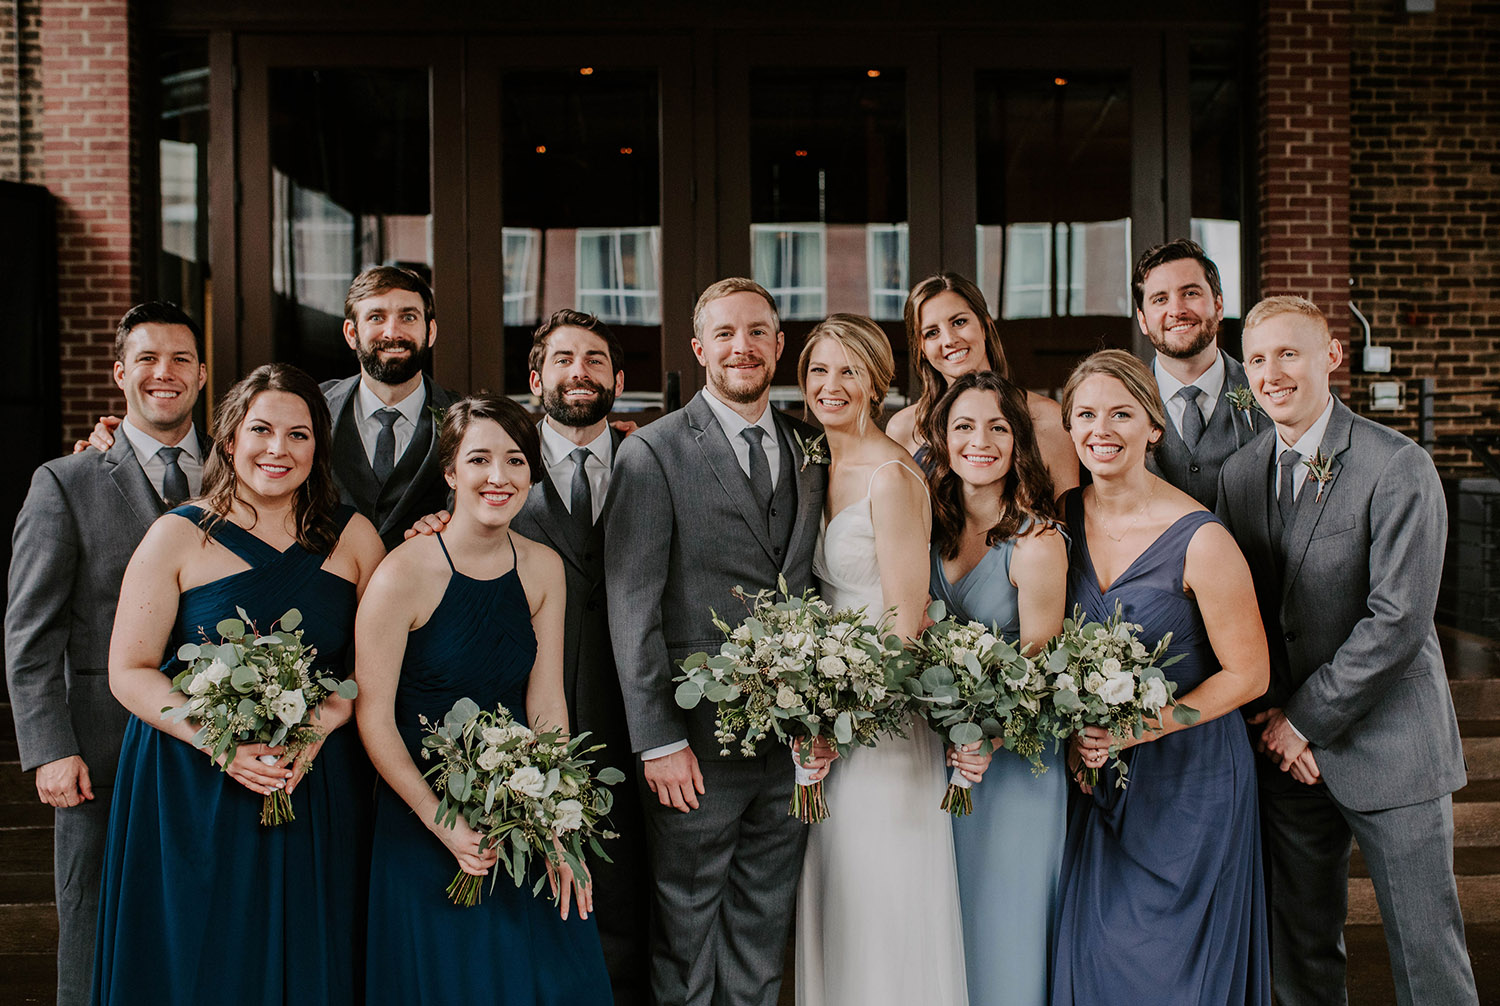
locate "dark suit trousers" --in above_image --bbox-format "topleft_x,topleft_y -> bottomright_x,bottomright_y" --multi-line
643,753 -> 807,1006
1259,760 -> 1477,1006
54,787 -> 112,1006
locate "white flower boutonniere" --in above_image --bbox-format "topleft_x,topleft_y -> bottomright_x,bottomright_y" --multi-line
795,431 -> 829,472
1303,449 -> 1336,503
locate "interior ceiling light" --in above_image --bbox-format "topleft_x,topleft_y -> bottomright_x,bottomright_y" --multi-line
866,69 -> 881,78
579,67 -> 594,76
1054,76 -> 1068,86
535,145 -> 547,154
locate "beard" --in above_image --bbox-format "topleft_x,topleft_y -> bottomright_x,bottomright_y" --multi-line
541,376 -> 616,428
708,359 -> 774,405
1148,314 -> 1219,361
355,336 -> 431,386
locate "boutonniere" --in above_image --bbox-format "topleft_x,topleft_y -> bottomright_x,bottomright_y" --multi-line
428,404 -> 449,425
794,431 -> 829,472
1302,449 -> 1335,502
1225,384 -> 1262,419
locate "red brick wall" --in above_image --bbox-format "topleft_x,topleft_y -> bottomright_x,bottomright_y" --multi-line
1348,0 -> 1500,479
0,0 -> 43,185
1258,0 -> 1354,390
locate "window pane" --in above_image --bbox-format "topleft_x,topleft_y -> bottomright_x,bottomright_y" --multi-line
156,38 -> 210,326
1190,38 -> 1246,324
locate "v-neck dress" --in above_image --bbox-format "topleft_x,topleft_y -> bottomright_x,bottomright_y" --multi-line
93,505 -> 368,1006
1050,490 -> 1269,1006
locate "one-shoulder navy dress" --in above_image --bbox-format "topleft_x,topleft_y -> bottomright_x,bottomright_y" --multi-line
1050,491 -> 1269,1005
93,505 -> 368,1006
365,532 -> 611,1005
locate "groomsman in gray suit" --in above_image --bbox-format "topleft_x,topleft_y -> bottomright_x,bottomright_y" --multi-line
606,278 -> 826,1006
1216,296 -> 1475,1006
1136,239 -> 1268,508
6,302 -> 207,1006
322,266 -> 458,551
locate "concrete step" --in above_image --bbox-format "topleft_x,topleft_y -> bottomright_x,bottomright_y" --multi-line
0,903 -> 57,954
1349,874 -> 1500,926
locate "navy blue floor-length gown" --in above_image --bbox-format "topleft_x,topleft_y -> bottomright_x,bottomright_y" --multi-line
1050,491 -> 1269,1005
365,532 -> 611,1005
93,505 -> 368,1006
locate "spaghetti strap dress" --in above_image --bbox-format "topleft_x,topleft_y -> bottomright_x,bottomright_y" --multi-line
365,532 -> 612,1005
93,504 -> 367,1006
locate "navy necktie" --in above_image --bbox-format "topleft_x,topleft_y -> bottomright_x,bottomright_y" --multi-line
158,446 -> 189,506
372,408 -> 400,483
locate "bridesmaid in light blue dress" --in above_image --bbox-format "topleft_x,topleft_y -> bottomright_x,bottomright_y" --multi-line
922,372 -> 1069,1006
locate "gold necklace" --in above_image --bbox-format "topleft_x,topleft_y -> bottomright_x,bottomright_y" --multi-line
1094,480 -> 1155,542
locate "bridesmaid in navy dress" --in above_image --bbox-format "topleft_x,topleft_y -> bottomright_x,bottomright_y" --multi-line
95,364 -> 386,1005
923,372 -> 1068,1006
1050,350 -> 1270,1005
356,394 -> 611,1005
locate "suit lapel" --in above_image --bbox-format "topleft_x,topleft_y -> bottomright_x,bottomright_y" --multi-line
105,434 -> 166,531
688,393 -> 777,562
1280,400 -> 1353,595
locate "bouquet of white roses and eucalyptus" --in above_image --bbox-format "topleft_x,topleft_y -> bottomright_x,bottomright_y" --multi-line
420,697 -> 624,907
675,577 -> 915,823
164,607 -> 357,826
1039,602 -> 1198,789
905,599 -> 1051,816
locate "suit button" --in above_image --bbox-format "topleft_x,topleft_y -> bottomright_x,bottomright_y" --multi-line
770,508 -> 778,517
773,547 -> 782,556
1284,632 -> 1296,643
1189,464 -> 1201,474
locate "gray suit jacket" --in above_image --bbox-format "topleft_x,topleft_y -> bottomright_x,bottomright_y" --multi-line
5,434 -> 189,781
321,373 -> 459,549
1216,397 -> 1466,812
1147,350 -> 1269,509
605,392 -> 827,757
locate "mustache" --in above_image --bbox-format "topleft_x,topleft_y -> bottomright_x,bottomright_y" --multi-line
557,377 -> 607,394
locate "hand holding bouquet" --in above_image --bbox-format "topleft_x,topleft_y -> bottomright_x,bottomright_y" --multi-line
906,600 -> 1051,816
164,607 -> 358,825
420,697 -> 624,908
675,577 -> 915,822
1040,602 -> 1198,789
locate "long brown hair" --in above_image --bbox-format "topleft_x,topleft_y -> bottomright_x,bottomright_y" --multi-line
925,371 -> 1057,560
904,272 -> 1011,446
198,363 -> 342,554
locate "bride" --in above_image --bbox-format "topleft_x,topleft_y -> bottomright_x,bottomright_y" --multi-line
793,314 -> 973,1006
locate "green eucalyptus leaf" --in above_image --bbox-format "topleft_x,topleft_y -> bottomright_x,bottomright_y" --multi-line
216,618 -> 245,640
675,681 -> 704,709
597,767 -> 626,786
176,643 -> 201,662
335,679 -> 359,701
280,608 -> 302,631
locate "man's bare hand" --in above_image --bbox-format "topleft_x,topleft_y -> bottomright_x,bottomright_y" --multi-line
1288,748 -> 1322,786
642,746 -> 704,812
610,419 -> 640,437
73,415 -> 123,455
404,510 -> 452,540
1258,709 -> 1310,769
35,755 -> 94,808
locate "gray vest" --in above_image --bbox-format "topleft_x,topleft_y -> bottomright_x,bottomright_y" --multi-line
1149,356 -> 1262,510
331,394 -> 435,535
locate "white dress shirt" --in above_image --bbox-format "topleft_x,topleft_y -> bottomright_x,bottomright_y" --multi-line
1155,352 -> 1225,440
540,418 -> 613,523
120,417 -> 204,501
355,379 -> 427,469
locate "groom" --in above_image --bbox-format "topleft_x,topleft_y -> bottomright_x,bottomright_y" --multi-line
606,278 -> 826,1006
1216,295 -> 1475,1005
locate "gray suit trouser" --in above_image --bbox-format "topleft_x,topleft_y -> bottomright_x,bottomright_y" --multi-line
54,788 -> 111,1006
1260,768 -> 1477,1006
644,753 -> 807,1006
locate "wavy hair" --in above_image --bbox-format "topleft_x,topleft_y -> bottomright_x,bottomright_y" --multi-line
904,273 -> 1010,446
797,313 -> 895,432
924,371 -> 1057,560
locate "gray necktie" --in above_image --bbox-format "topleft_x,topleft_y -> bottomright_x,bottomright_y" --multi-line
372,408 -> 400,483
158,446 -> 189,506
569,447 -> 594,529
741,426 -> 772,514
1176,385 -> 1205,450
1278,449 -> 1303,527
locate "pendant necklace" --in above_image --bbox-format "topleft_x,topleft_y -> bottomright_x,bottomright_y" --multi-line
1096,480 -> 1155,543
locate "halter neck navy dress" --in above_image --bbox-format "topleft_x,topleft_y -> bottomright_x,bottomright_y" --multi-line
93,505 -> 368,1006
365,532 -> 611,1005
1050,490 -> 1269,1006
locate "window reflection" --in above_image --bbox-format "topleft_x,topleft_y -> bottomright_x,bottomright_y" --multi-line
156,39 -> 210,327
1190,38 -> 1246,324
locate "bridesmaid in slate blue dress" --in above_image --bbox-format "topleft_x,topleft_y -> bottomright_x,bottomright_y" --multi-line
356,394 -> 611,1005
923,372 -> 1069,1006
1050,350 -> 1270,1006
96,364 -> 386,1005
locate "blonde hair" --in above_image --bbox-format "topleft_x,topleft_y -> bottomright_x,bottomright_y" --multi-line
692,278 -> 781,340
1243,295 -> 1330,342
798,314 -> 895,431
1061,349 -> 1166,450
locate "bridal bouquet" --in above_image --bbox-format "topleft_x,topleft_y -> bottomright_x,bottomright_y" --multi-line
675,578 -> 914,823
905,600 -> 1051,816
420,697 -> 625,907
164,607 -> 358,826
1039,602 -> 1197,789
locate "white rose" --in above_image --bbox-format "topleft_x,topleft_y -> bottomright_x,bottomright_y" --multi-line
951,647 -> 974,668
1142,677 -> 1168,712
553,799 -> 585,833
1053,673 -> 1077,693
818,655 -> 848,678
1100,657 -> 1122,676
1083,671 -> 1105,693
1131,641 -> 1149,659
268,687 -> 307,727
776,685 -> 798,709
506,766 -> 548,798
476,746 -> 503,772
481,726 -> 506,746
557,774 -> 580,798
1099,675 -> 1134,706
506,723 -> 535,743
976,632 -> 998,652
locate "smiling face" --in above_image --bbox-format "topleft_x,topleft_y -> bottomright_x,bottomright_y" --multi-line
444,417 -> 532,526
692,290 -> 784,406
945,388 -> 1015,489
228,390 -> 315,502
802,336 -> 875,432
113,323 -> 206,441
529,325 -> 622,429
1136,257 -> 1223,363
1242,312 -> 1342,444
1068,374 -> 1162,478
918,289 -> 990,383
343,288 -> 436,386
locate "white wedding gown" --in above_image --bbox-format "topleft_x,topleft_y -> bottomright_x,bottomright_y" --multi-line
795,460 -> 969,1006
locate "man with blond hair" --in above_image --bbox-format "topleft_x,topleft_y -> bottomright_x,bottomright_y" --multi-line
606,278 -> 826,1006
1217,296 -> 1475,1005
